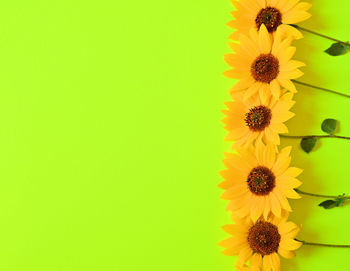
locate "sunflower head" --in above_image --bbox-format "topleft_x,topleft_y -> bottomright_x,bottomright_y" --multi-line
223,91 -> 295,147
228,0 -> 312,40
224,25 -> 305,102
219,143 -> 303,221
219,213 -> 302,271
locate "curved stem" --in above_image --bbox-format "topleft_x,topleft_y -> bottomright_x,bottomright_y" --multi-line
281,134 -> 350,140
293,80 -> 350,99
296,239 -> 350,248
295,188 -> 350,199
291,25 -> 350,47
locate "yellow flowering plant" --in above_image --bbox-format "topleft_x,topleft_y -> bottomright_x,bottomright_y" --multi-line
220,1 -> 350,270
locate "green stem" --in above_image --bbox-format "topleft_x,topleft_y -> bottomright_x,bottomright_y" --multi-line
295,189 -> 350,199
292,80 -> 350,99
281,134 -> 350,140
291,24 -> 350,47
296,239 -> 350,248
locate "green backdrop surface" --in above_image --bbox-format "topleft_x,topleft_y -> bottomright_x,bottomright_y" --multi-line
0,0 -> 348,270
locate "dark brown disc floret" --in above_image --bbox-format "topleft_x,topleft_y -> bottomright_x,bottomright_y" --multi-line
255,7 -> 282,33
248,221 -> 281,255
247,166 -> 275,195
251,54 -> 279,83
245,105 -> 272,132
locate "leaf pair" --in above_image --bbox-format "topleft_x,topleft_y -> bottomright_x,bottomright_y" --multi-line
300,119 -> 338,153
319,195 -> 347,209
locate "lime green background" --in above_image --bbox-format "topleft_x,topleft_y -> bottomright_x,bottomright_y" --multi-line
0,0 -> 348,270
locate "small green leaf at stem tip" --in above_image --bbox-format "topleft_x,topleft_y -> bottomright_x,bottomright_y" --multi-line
321,118 -> 338,134
324,42 -> 350,56
319,195 -> 347,209
319,200 -> 337,209
300,137 -> 317,153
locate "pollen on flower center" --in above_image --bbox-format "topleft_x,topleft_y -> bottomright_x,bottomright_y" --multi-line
247,166 -> 275,195
245,105 -> 272,132
255,7 -> 282,33
251,54 -> 279,83
248,221 -> 281,255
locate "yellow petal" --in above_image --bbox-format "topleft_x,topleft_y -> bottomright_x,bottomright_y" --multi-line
251,196 -> 265,222
270,122 -> 288,133
282,167 -> 303,177
222,247 -> 239,256
264,127 -> 280,145
278,176 -> 302,188
280,187 -> 301,199
278,24 -> 303,40
277,78 -> 297,92
270,79 -> 280,100
295,2 -> 312,11
223,69 -> 246,79
262,254 -> 272,271
239,34 -> 260,56
278,46 -> 296,62
280,239 -> 303,251
272,155 -> 291,176
264,144 -> 276,169
237,246 -> 253,265
244,82 -> 261,100
278,247 -> 296,259
279,0 -> 299,13
258,24 -> 271,54
222,224 -> 248,235
259,84 -> 270,104
219,236 -> 246,248
270,192 -> 282,217
250,253 -> 262,268
225,127 -> 249,141
267,0 -> 279,6
278,221 -> 298,235
220,184 -> 248,200
256,0 -> 267,8
283,10 -> 312,24
274,189 -> 292,212
230,77 -> 256,92
263,195 -> 271,219
273,111 -> 295,122
239,0 -> 261,13
280,60 -> 305,72
270,253 -> 281,271
283,69 -> 304,79
272,37 -> 293,58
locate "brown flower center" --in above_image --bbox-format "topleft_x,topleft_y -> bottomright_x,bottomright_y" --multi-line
251,54 -> 279,83
247,166 -> 275,195
248,221 -> 281,255
245,105 -> 272,132
255,7 -> 282,33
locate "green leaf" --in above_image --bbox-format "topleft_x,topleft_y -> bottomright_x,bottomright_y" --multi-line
319,194 -> 348,209
300,137 -> 317,153
324,42 -> 350,56
335,195 -> 347,207
319,200 -> 337,209
321,118 -> 338,134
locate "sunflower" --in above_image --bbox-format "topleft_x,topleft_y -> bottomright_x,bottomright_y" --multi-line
219,213 -> 302,271
228,0 -> 312,40
219,143 -> 302,221
224,25 -> 305,102
223,91 -> 295,148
